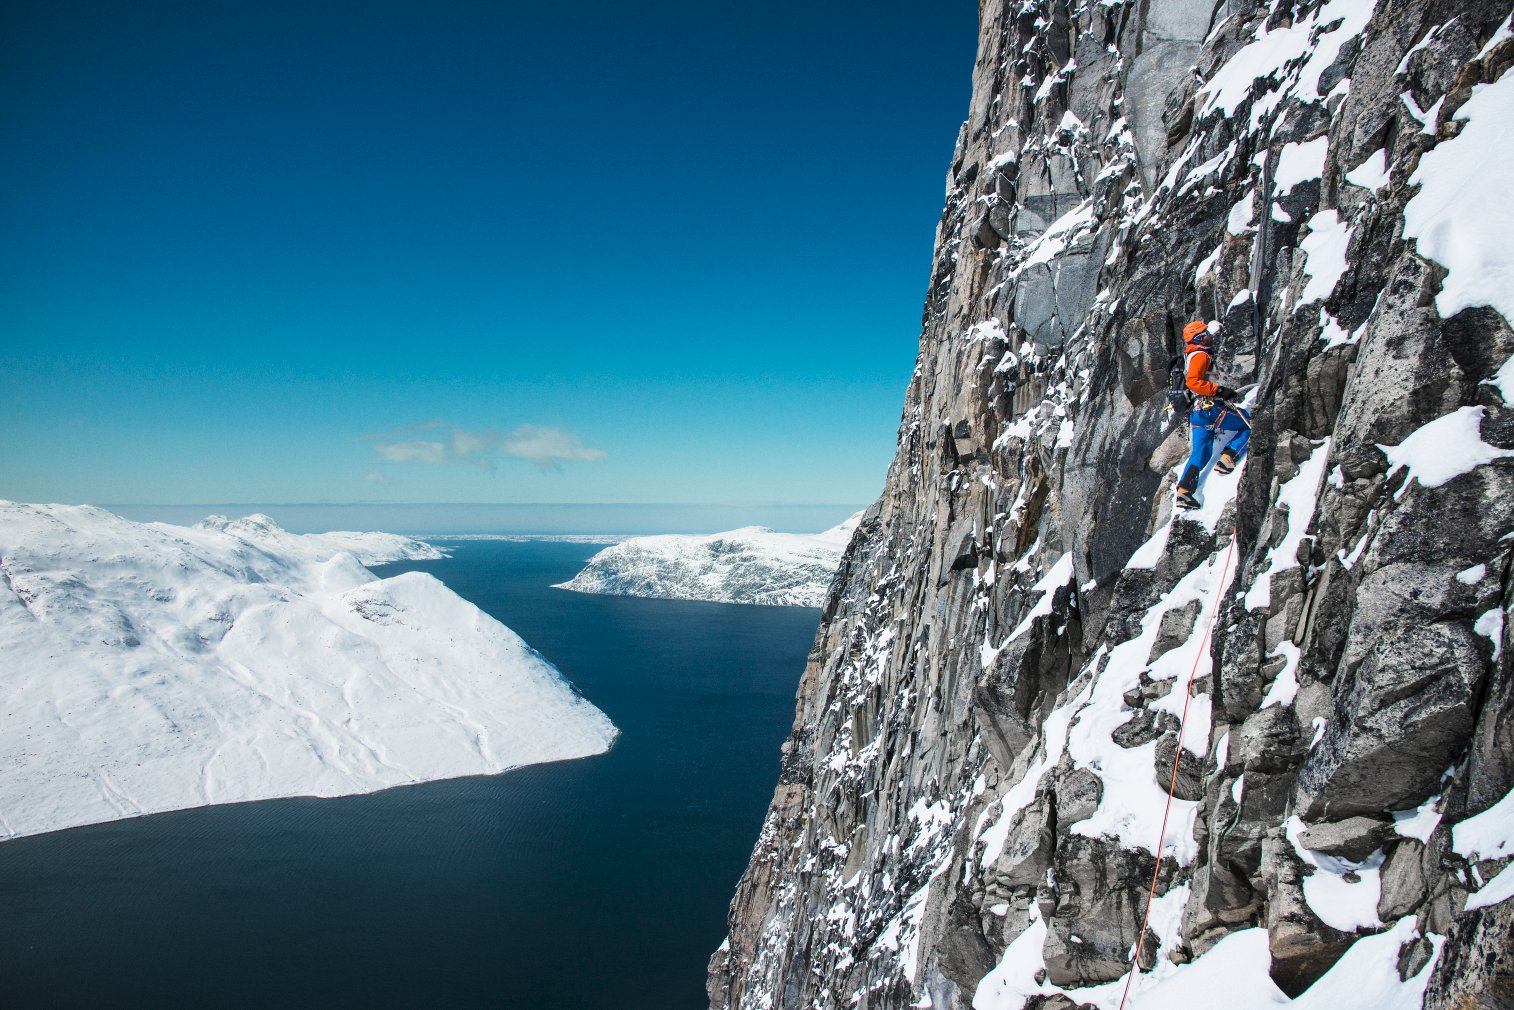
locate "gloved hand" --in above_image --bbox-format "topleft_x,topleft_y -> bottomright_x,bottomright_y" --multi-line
1215,385 -> 1239,401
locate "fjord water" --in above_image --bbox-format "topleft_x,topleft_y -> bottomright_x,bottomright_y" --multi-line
0,541 -> 818,1009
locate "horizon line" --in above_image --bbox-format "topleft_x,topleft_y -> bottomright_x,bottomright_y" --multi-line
93,500 -> 873,509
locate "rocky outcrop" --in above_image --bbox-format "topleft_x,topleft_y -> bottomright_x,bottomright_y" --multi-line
711,1 -> 1514,1008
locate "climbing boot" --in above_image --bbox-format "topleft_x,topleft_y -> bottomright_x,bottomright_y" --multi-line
1214,449 -> 1239,475
1174,464 -> 1202,511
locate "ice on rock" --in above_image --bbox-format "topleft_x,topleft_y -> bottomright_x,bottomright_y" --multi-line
555,513 -> 862,607
0,502 -> 617,840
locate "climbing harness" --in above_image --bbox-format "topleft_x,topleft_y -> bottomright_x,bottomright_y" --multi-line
1116,530 -> 1238,1010
1213,403 -> 1251,430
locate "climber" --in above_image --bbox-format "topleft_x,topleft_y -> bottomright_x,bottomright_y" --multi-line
1174,320 -> 1250,511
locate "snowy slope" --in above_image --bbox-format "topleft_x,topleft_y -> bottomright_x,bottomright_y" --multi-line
0,502 -> 617,840
192,512 -> 448,565
554,513 -> 862,607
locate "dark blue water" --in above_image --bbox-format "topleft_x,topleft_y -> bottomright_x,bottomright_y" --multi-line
0,542 -> 817,1009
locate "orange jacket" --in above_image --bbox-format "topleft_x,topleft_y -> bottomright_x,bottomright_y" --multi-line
1184,342 -> 1221,398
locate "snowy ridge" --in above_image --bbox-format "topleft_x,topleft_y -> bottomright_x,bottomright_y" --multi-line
192,512 -> 449,565
553,513 -> 862,607
0,502 -> 616,840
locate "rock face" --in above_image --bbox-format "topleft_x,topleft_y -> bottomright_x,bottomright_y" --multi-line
711,2 -> 1514,1008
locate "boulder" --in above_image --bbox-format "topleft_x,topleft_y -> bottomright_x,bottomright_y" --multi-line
1297,816 -> 1392,862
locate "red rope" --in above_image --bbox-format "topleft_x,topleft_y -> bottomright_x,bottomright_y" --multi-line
1117,529 -> 1237,1010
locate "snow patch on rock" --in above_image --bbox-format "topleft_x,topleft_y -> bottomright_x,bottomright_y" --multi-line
1403,66 -> 1514,326
1379,406 -> 1514,491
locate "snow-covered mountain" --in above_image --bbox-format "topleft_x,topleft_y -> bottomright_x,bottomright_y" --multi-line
554,513 -> 862,607
192,512 -> 448,565
0,502 -> 617,840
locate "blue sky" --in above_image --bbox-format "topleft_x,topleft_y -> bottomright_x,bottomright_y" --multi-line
2,1 -> 978,508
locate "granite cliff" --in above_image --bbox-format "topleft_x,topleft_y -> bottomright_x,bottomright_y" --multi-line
711,1 -> 1514,1007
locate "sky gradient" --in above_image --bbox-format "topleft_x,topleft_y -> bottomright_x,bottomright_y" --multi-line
2,1 -> 979,508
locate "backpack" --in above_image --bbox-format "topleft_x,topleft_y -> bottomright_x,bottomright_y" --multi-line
1164,354 -> 1194,415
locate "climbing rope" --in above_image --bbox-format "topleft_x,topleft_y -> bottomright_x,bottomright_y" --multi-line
1116,529 -> 1238,1010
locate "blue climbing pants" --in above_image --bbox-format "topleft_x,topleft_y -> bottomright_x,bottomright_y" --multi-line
1178,403 -> 1251,492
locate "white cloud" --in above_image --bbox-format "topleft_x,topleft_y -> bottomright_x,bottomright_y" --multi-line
364,423 -> 607,472
496,425 -> 608,463
375,440 -> 448,465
